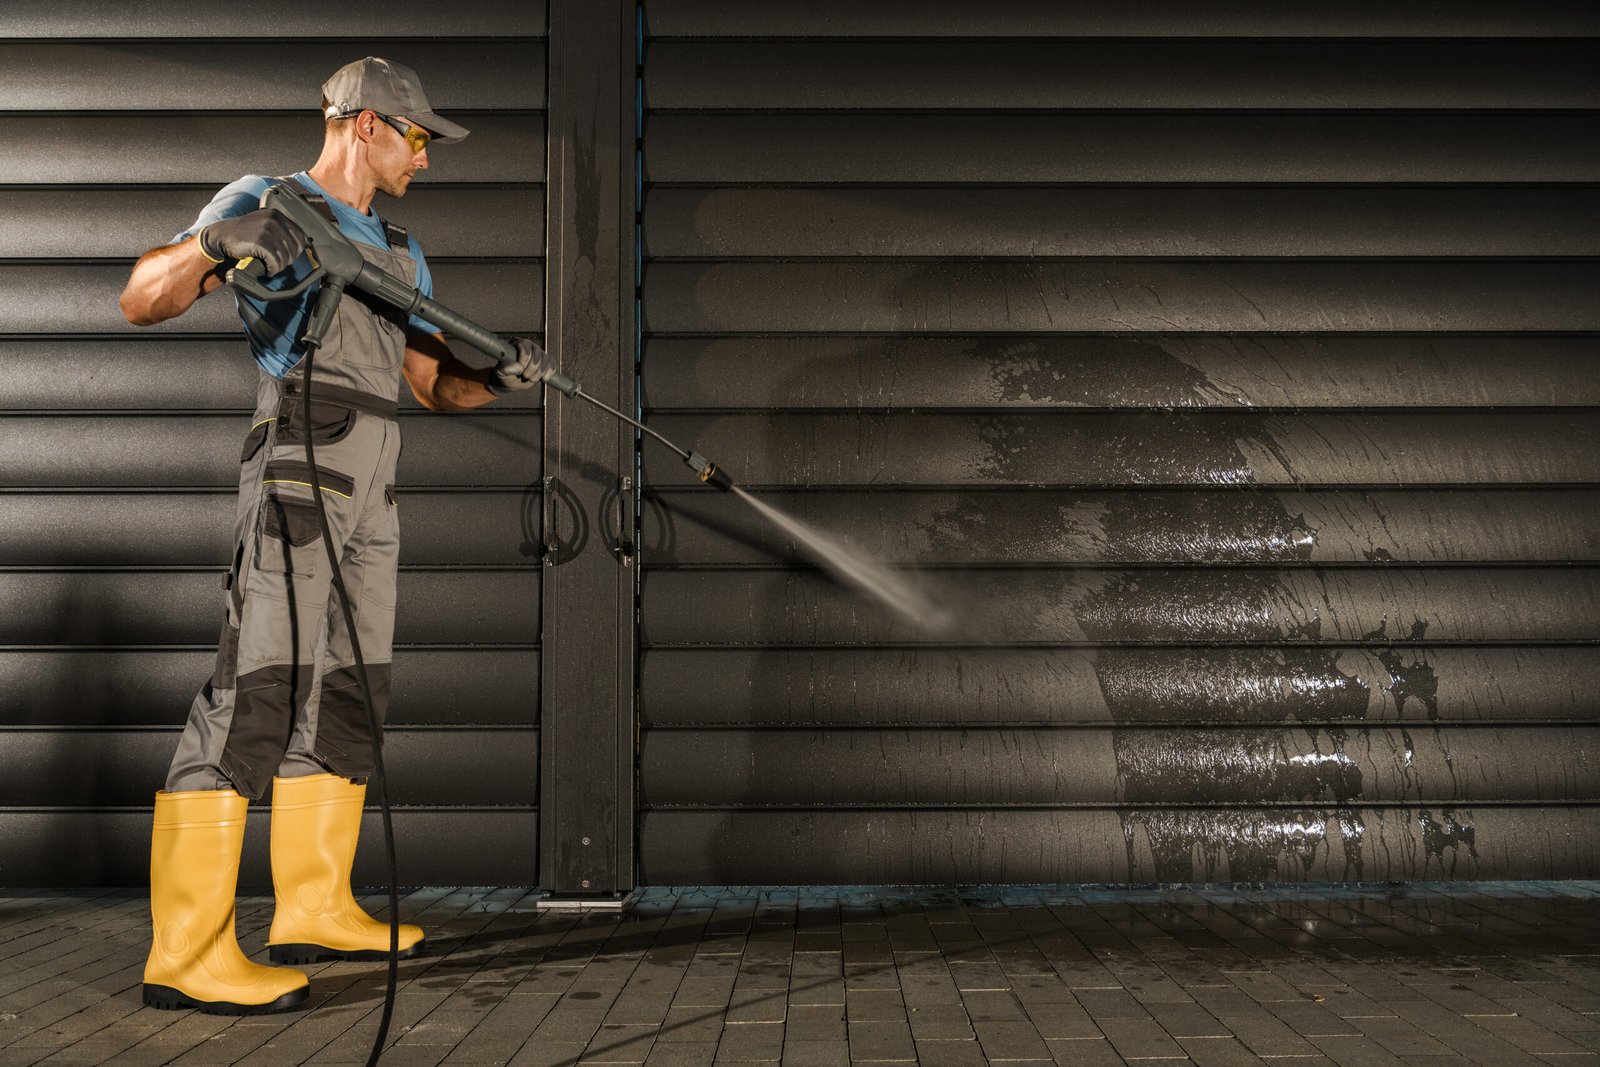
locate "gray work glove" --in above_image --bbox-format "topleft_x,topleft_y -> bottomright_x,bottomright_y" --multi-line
488,337 -> 551,395
198,208 -> 309,276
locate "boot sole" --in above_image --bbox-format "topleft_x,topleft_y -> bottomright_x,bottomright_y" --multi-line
142,982 -> 309,1015
269,940 -> 423,965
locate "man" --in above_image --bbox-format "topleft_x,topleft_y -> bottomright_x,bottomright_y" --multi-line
118,57 -> 548,1015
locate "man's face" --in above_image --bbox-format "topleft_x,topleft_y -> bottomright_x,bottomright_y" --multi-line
366,112 -> 429,197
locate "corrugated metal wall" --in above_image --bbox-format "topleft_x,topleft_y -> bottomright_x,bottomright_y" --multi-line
0,2 -> 547,885
635,2 -> 1600,882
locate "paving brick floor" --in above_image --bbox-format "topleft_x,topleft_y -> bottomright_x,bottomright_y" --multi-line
1,883 -> 1597,1066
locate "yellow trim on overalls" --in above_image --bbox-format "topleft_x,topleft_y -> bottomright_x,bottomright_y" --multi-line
250,417 -> 274,431
262,479 -> 353,499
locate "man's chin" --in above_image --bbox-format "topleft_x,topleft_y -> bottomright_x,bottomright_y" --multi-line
377,176 -> 413,199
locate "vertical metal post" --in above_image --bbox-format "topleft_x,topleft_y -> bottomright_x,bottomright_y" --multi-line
539,0 -> 637,899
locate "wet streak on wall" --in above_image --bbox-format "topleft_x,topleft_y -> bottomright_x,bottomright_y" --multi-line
634,5 -> 1600,883
0,1 -> 547,886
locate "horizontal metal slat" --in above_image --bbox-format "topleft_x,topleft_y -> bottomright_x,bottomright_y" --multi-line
0,809 -> 537,887
641,489 -> 1600,565
4,114 -> 545,184
639,807 -> 1600,882
643,260 -> 1600,333
641,726 -> 1600,806
4,0 -> 544,37
645,187 -> 1600,259
641,646 -> 1600,726
3,339 -> 544,410
0,571 -> 539,645
0,42 -> 545,110
640,567 -> 1600,645
0,187 -> 544,260
0,649 -> 538,727
0,728 -> 537,807
0,414 -> 541,488
647,40 -> 1600,110
0,262 -> 542,336
638,411 -> 1600,487
645,1 -> 1600,38
645,114 -> 1600,183
641,335 -> 1600,409
1,491 -> 545,567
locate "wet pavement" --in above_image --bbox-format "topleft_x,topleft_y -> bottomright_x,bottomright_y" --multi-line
1,883 -> 1597,1066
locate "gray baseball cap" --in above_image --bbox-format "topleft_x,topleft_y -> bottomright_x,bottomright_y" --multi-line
321,56 -> 469,144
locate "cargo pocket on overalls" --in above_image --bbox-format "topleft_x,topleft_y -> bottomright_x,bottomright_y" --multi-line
257,495 -> 322,578
254,462 -> 356,579
240,420 -> 271,462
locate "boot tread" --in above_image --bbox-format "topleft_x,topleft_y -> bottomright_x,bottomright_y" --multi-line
269,940 -> 423,965
142,982 -> 309,1015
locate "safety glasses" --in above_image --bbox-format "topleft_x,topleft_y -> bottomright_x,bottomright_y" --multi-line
375,113 -> 431,155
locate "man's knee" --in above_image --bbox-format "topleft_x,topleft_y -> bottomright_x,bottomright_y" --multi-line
219,664 -> 316,799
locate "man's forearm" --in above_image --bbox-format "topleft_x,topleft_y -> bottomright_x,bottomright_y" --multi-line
403,332 -> 500,411
431,365 -> 499,410
119,237 -> 225,326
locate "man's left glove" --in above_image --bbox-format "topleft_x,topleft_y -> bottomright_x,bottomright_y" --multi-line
488,337 -> 551,395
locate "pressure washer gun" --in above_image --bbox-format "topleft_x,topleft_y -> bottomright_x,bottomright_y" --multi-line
226,183 -> 576,396
225,183 -> 736,490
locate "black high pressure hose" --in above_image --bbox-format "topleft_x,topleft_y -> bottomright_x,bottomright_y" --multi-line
227,186 -> 739,1066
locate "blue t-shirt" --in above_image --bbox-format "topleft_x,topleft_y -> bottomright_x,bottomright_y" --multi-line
172,171 -> 438,379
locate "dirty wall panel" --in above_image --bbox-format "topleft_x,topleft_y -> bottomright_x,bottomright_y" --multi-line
0,650 -> 537,728
4,115 -> 545,185
646,40 -> 1600,110
1,414 -> 542,488
6,338 -> 546,409
640,489 -> 1600,565
640,808 -> 1598,884
640,648 -> 1600,726
645,1 -> 1600,38
0,811 -> 537,887
645,114 -> 1600,184
641,336 -> 1600,409
0,571 -> 540,646
0,17 -> 546,886
641,727 -> 1600,806
1,492 -> 543,566
646,188 -> 1600,259
637,10 -> 1600,883
639,412 -> 1600,487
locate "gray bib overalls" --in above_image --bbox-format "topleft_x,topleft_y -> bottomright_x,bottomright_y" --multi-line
167,180 -> 416,799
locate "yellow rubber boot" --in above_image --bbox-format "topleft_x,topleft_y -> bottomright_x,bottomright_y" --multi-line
267,773 -> 425,963
143,790 -> 310,1015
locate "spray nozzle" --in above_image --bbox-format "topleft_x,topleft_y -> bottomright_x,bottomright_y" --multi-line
545,371 -> 580,397
686,452 -> 735,491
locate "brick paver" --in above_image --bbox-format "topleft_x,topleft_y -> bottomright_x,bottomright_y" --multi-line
0,883 -> 1596,1065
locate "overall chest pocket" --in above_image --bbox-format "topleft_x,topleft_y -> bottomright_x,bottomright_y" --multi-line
331,246 -> 415,371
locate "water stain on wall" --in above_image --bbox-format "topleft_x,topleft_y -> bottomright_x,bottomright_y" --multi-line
917,334 -> 1469,881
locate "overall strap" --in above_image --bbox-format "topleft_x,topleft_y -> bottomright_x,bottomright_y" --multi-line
381,220 -> 409,252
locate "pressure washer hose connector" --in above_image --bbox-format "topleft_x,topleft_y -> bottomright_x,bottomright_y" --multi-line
686,451 -> 734,491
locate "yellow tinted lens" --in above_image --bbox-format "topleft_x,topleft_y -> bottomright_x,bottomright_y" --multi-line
403,126 -> 430,153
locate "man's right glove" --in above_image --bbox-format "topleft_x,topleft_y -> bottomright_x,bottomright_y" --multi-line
197,208 -> 309,276
488,337 -> 552,395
